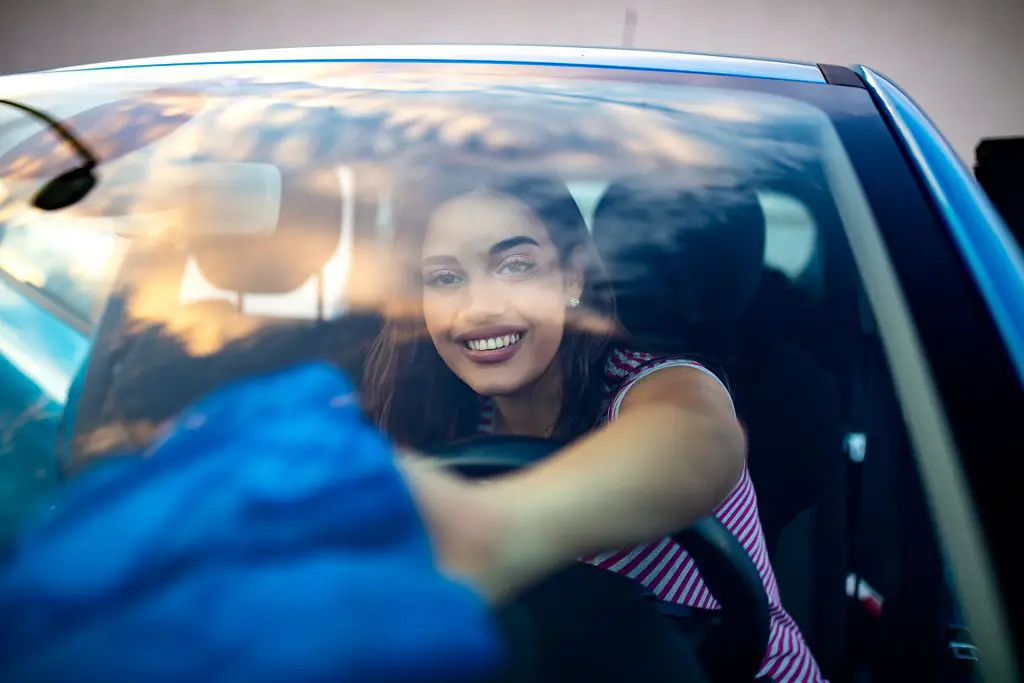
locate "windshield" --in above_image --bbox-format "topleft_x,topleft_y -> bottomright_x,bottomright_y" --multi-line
0,61 -> 884,535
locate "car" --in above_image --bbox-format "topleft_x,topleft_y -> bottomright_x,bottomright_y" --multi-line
0,45 -> 1021,683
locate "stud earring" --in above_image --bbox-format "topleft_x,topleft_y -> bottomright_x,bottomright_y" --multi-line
568,297 -> 580,308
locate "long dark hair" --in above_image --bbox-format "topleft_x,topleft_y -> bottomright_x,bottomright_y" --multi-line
362,170 -> 619,449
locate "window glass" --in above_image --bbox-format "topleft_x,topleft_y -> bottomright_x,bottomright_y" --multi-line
566,179 -> 611,230
0,62 -> 977,681
758,191 -> 817,279
175,161 -> 356,322
0,207 -> 128,324
565,181 -> 821,282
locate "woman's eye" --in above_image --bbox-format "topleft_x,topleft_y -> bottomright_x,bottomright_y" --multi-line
424,270 -> 463,288
496,257 -> 537,277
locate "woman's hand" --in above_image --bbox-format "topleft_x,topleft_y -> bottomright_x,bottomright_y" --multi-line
398,456 -> 514,602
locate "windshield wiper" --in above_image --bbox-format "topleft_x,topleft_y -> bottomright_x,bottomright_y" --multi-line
0,98 -> 98,211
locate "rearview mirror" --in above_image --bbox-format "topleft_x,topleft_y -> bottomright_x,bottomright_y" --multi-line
152,161 -> 283,239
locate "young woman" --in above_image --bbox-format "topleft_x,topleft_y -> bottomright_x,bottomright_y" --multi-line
363,173 -> 823,683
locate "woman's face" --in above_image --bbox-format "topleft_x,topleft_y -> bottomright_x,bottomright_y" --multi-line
420,191 -> 583,397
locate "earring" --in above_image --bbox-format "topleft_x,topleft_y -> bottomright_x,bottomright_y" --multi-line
568,297 -> 580,308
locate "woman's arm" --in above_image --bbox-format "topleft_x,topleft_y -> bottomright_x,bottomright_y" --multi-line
402,365 -> 746,601
486,365 -> 745,597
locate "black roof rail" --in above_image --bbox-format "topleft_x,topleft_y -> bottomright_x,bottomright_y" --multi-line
817,64 -> 865,88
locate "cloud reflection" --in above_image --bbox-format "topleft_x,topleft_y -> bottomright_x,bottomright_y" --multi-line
0,65 -> 828,469
0,88 -> 204,182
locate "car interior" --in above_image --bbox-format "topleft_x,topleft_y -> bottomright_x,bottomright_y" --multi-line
0,67 -> 958,682
52,153 -> 954,683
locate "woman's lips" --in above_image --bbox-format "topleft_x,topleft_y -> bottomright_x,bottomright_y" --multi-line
455,328 -> 526,365
462,342 -> 522,364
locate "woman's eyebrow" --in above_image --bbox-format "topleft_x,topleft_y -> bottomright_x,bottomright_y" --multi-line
421,236 -> 540,267
421,255 -> 457,268
489,236 -> 540,255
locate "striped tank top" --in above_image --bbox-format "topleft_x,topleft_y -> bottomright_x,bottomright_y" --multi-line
478,348 -> 824,683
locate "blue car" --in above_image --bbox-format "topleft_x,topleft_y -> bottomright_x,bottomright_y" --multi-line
0,46 -> 1021,683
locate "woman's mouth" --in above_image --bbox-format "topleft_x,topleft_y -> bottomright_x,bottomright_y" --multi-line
463,333 -> 522,352
456,329 -> 526,364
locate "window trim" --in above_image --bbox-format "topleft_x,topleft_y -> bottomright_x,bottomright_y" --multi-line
41,45 -> 828,85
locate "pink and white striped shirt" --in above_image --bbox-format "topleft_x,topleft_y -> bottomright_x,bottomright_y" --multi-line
479,348 -> 824,683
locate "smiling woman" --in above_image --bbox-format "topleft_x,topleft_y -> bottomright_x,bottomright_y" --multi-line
364,172 -> 615,447
359,167 -> 826,682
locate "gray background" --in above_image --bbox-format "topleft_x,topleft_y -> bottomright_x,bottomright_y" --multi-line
0,0 -> 1021,161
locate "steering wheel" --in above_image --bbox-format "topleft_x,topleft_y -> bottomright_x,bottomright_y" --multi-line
427,435 -> 770,683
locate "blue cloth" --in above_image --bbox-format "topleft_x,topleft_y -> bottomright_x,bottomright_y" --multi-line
0,362 -> 502,683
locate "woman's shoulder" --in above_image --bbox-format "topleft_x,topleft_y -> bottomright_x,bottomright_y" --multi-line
602,346 -> 732,399
600,347 -> 735,419
603,347 -> 652,381
603,347 -> 714,383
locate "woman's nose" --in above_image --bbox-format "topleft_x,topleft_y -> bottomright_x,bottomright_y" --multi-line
458,279 -> 507,321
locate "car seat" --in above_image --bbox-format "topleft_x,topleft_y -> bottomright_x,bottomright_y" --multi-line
64,164 -> 384,468
591,178 -> 847,679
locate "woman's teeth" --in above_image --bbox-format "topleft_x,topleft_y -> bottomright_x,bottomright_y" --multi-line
465,333 -> 522,351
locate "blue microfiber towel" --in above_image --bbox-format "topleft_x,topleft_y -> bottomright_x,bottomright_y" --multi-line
0,362 -> 503,683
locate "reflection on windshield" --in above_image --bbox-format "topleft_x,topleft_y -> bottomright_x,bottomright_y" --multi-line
0,88 -> 203,183
0,63 -> 842,475
0,212 -> 126,321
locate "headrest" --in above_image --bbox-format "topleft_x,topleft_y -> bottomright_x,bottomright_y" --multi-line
592,179 -> 766,345
189,167 -> 344,294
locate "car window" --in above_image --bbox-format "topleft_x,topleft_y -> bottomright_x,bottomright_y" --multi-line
759,191 -> 817,280
174,169 -> 822,326
0,211 -> 127,325
0,61 -> 916,472
0,61 -> 993,681
567,182 -> 820,286
566,180 -> 611,230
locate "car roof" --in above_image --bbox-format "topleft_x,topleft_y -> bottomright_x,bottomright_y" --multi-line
35,44 -> 827,84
